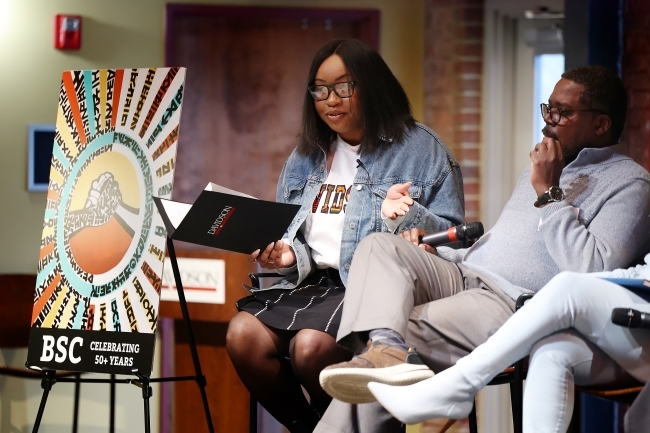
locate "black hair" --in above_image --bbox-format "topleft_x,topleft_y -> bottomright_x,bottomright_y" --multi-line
298,39 -> 416,155
561,65 -> 627,142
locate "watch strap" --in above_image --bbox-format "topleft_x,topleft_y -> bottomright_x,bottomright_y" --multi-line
534,186 -> 564,208
534,192 -> 552,208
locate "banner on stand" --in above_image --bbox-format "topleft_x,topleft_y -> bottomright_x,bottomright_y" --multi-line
27,68 -> 186,376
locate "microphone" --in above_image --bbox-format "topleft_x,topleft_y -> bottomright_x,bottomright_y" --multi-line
419,222 -> 484,247
611,308 -> 650,329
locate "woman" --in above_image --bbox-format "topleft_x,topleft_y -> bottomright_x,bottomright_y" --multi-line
225,39 -> 465,433
368,267 -> 650,433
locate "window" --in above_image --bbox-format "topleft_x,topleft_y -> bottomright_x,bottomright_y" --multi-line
533,53 -> 565,145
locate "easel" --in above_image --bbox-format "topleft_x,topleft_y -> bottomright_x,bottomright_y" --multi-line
29,237 -> 215,433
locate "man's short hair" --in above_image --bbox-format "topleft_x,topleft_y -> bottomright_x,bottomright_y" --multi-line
561,65 -> 627,142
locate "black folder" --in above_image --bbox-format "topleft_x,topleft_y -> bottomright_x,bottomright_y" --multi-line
154,188 -> 300,254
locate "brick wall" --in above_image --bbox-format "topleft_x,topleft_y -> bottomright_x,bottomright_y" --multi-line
422,4 -> 484,431
621,0 -> 650,168
424,0 -> 484,222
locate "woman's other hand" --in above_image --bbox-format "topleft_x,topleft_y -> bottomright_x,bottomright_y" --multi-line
399,227 -> 438,255
250,240 -> 297,269
382,182 -> 414,220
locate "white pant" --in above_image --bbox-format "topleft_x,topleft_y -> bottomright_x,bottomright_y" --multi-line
457,272 -> 650,433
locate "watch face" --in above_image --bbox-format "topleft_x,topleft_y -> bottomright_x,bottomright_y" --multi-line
548,187 -> 564,201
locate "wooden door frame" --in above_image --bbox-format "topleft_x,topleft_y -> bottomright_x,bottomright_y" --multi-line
165,4 -> 381,66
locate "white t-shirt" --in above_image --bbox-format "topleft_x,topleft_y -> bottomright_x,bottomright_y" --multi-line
302,135 -> 359,269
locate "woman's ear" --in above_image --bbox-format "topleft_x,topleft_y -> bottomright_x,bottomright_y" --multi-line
593,114 -> 612,137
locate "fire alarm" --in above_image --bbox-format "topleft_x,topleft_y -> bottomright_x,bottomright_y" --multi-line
54,15 -> 82,50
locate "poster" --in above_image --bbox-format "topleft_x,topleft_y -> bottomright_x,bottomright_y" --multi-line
26,68 -> 186,375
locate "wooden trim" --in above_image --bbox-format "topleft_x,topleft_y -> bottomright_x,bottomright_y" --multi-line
577,385 -> 644,397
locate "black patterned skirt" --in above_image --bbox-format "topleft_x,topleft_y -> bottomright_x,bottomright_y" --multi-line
236,268 -> 345,337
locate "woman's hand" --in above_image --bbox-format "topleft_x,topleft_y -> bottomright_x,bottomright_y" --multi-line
382,182 -> 414,220
399,227 -> 438,255
250,240 -> 297,270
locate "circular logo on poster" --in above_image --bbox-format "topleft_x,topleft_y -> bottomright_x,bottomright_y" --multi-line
56,131 -> 154,299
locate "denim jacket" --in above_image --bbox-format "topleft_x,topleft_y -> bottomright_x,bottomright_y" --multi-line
268,123 -> 465,290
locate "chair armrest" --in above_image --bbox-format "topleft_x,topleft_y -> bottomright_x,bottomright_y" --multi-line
515,293 -> 534,311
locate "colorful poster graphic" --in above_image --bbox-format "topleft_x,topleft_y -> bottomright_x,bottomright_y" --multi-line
27,68 -> 186,375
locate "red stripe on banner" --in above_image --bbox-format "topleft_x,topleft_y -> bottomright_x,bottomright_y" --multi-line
139,67 -> 179,138
32,273 -> 62,324
111,69 -> 124,127
161,285 -> 216,292
152,125 -> 179,161
39,242 -> 54,262
62,71 -> 87,145
86,304 -> 95,330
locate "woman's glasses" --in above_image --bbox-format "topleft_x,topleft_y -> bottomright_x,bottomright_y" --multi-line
308,82 -> 355,101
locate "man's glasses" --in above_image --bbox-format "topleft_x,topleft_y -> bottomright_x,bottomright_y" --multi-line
540,103 -> 607,125
308,81 -> 355,101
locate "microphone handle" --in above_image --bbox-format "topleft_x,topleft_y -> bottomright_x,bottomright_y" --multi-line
611,308 -> 650,329
418,222 -> 483,247
420,230 -> 454,247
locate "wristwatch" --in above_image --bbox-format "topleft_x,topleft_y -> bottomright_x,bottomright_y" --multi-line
534,186 -> 565,208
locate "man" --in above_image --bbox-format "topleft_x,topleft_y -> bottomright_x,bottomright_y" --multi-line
314,66 -> 650,433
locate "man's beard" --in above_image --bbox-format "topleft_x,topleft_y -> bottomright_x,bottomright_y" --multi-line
542,125 -> 558,140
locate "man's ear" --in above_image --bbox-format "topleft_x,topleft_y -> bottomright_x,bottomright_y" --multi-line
593,114 -> 612,137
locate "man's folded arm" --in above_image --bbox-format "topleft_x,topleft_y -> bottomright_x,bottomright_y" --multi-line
540,178 -> 650,272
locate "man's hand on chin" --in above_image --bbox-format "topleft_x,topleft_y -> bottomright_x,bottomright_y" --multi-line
530,136 -> 564,197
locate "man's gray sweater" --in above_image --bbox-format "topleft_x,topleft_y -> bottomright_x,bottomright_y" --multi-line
439,143 -> 650,301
